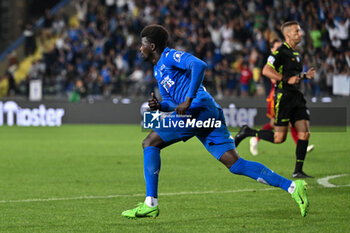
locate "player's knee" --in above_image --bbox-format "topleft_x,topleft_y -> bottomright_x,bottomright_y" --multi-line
274,135 -> 286,144
142,136 -> 162,149
298,132 -> 310,140
219,149 -> 240,169
142,138 -> 151,149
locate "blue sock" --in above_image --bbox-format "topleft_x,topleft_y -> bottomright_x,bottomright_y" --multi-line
229,158 -> 292,192
144,146 -> 161,197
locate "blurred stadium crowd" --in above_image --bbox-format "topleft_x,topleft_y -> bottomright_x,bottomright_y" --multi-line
0,0 -> 349,100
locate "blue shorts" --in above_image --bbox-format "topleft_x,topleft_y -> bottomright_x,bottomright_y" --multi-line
154,106 -> 235,160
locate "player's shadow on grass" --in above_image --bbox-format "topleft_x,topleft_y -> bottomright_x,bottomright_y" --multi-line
116,209 -> 296,226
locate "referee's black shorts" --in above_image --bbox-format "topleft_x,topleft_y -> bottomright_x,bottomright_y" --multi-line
274,90 -> 310,127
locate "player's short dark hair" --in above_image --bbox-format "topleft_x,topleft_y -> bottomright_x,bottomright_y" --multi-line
281,21 -> 299,33
269,38 -> 282,48
141,25 -> 169,52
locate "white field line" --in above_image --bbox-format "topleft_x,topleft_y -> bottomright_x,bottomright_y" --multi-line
316,174 -> 350,187
1,173 -> 348,204
0,187 -> 277,204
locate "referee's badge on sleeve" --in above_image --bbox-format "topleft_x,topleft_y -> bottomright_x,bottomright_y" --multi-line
267,55 -> 275,65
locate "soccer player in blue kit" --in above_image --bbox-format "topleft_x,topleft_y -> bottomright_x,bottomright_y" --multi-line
122,25 -> 309,218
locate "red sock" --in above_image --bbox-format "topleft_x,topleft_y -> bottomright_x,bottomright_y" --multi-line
257,123 -> 274,141
290,126 -> 298,144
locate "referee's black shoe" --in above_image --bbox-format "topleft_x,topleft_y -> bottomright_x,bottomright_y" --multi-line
234,125 -> 256,147
292,171 -> 314,178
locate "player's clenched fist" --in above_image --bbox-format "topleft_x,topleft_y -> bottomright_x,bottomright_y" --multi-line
148,92 -> 160,110
175,97 -> 192,115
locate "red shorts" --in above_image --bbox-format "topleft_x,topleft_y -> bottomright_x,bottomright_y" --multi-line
266,87 -> 275,119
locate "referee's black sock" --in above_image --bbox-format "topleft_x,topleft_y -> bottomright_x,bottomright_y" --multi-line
295,139 -> 308,173
257,130 -> 275,143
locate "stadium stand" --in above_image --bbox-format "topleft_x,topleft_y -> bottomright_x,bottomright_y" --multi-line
0,0 -> 349,99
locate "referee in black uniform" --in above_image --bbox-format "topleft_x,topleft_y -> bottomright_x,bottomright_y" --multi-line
235,21 -> 315,178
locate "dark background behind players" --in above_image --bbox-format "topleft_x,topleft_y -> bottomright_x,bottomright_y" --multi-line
0,0 -> 349,99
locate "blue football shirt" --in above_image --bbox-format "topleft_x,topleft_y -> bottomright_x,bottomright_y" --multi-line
153,47 -> 219,111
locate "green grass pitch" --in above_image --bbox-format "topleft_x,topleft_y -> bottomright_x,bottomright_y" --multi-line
0,125 -> 349,232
